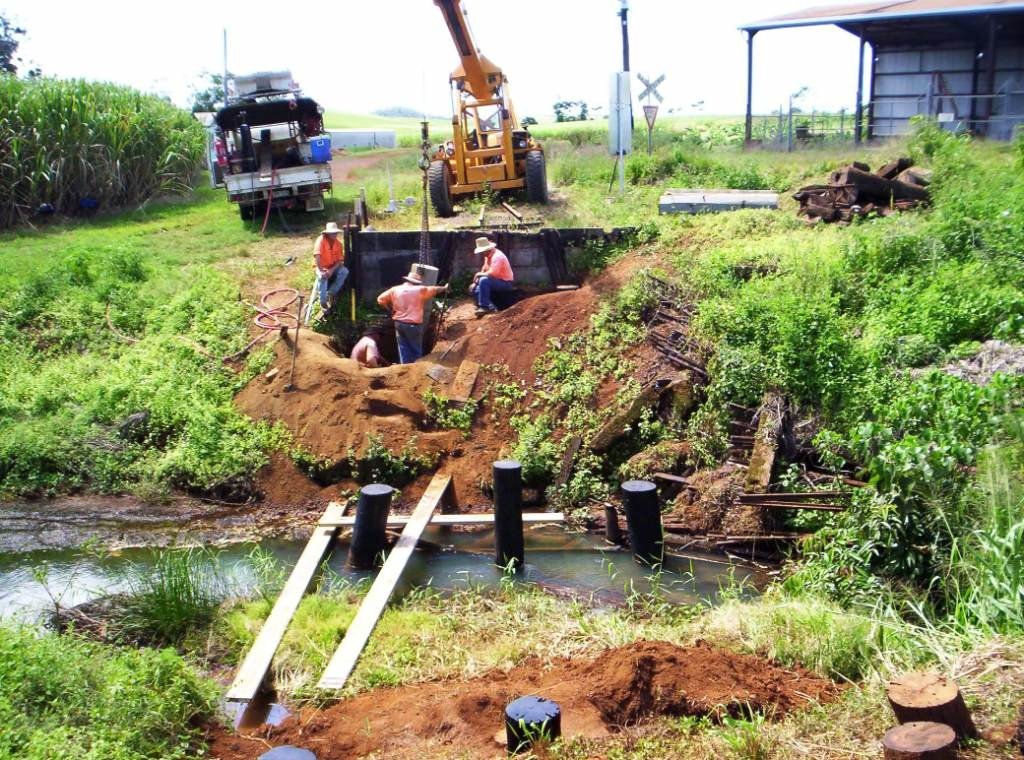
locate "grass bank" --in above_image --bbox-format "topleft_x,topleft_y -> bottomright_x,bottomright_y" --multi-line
0,188 -> 287,500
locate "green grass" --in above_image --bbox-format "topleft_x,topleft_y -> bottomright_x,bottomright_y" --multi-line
0,625 -> 217,759
0,188 -> 289,499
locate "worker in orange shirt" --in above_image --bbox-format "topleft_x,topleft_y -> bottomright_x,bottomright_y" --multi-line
469,236 -> 514,317
313,222 -> 349,316
377,268 -> 449,364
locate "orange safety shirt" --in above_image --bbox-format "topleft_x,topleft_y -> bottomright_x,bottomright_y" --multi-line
314,234 -> 344,271
377,284 -> 446,325
483,249 -> 514,281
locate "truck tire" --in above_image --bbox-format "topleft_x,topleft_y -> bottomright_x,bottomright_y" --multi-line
429,161 -> 455,217
525,150 -> 548,204
239,203 -> 255,221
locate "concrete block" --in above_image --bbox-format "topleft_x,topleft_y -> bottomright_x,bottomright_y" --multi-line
659,189 -> 779,215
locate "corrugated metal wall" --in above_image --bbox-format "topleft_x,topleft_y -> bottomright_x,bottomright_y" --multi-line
871,42 -> 1024,138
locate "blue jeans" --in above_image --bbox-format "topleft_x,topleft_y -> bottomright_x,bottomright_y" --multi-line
476,276 -> 513,310
395,321 -> 425,364
319,267 -> 349,309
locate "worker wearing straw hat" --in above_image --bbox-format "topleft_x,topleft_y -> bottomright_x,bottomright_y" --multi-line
313,222 -> 349,316
470,236 -> 514,317
377,267 -> 449,364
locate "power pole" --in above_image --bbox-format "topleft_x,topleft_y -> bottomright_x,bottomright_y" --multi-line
619,0 -> 631,72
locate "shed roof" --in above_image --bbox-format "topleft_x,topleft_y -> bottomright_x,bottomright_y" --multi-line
742,0 -> 1024,41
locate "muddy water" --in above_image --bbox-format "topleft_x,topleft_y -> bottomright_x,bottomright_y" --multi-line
0,525 -> 768,620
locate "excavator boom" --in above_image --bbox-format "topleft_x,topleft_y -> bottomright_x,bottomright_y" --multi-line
433,0 -> 503,100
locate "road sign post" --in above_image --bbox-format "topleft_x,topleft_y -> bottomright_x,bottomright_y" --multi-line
637,73 -> 666,157
643,105 -> 659,155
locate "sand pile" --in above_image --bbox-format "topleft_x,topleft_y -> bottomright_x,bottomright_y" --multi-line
207,639 -> 836,759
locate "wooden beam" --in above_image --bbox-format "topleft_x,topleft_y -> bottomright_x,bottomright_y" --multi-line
317,474 -> 452,691
226,502 -> 346,703
320,511 -> 565,528
449,360 -> 480,404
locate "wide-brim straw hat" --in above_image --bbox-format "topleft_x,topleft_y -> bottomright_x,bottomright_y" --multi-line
474,236 -> 497,254
403,268 -> 424,285
324,222 -> 341,235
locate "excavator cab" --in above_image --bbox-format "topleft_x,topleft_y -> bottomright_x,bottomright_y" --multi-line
428,0 -> 548,217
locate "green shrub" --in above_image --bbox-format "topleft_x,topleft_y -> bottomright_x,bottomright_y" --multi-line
0,625 -> 217,759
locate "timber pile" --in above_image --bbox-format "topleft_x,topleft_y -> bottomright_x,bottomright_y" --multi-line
794,158 -> 930,224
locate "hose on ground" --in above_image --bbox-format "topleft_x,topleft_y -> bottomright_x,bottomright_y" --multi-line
106,287 -> 302,365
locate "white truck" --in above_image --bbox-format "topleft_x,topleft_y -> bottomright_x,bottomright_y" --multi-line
213,72 -> 334,221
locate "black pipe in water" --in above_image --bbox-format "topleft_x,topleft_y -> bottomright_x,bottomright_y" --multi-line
622,480 -> 663,566
349,484 -> 394,569
493,460 -> 525,572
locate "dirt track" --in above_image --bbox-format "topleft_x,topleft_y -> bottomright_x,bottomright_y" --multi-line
207,639 -> 837,759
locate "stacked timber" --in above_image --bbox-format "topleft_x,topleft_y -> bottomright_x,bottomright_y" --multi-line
794,157 -> 930,225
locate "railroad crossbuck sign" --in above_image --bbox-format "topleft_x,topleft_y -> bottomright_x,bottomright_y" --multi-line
638,73 -> 665,104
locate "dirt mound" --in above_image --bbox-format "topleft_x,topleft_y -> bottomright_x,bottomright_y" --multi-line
434,249 -> 651,384
206,639 -> 836,759
238,332 -> 466,463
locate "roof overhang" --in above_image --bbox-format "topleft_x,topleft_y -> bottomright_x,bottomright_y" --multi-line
742,0 -> 1024,45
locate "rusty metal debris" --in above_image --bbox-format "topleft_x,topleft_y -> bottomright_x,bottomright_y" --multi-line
794,157 -> 930,225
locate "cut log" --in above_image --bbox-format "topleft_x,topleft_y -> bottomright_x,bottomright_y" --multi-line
887,672 -> 978,740
882,721 -> 957,759
590,376 -> 684,453
876,157 -> 914,180
744,392 -> 785,493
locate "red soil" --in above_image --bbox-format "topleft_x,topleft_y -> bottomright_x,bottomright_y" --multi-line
206,639 -> 836,760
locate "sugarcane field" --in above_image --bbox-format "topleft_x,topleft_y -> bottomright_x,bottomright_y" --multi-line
3,2 -> 1024,759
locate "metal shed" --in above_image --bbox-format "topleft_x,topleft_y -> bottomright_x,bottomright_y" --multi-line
740,0 -> 1024,141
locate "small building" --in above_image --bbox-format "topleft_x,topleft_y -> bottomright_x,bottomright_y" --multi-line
741,0 -> 1024,142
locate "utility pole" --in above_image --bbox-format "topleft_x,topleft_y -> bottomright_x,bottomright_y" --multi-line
222,29 -> 229,107
619,0 -> 631,72
619,1 -> 634,130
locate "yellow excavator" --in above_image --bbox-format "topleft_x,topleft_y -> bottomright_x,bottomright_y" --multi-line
429,0 -> 548,217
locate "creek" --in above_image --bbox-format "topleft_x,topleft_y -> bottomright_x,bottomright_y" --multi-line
0,525 -> 768,621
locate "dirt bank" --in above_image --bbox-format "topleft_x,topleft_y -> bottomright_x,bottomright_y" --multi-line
207,639 -> 836,759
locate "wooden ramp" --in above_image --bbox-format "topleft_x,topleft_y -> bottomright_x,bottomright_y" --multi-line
450,360 -> 480,404
226,502 -> 346,703
317,473 -> 453,690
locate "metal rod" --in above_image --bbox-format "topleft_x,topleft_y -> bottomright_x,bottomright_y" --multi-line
285,295 -> 304,391
745,31 -> 756,144
855,29 -> 866,144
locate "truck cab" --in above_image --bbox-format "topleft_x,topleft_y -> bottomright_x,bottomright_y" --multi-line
213,71 -> 333,221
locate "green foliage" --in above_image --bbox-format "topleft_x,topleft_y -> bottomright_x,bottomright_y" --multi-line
350,433 -> 436,486
0,625 -> 217,759
116,547 -> 226,647
0,77 -> 206,228
0,191 -> 283,500
422,388 -> 478,437
626,149 -> 780,190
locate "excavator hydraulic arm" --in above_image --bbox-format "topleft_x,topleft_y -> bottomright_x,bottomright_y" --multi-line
433,0 -> 504,100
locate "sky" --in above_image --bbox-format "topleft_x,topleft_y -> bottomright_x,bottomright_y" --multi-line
5,0 -> 867,119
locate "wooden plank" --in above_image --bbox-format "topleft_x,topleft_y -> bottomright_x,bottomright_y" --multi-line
226,501 -> 346,702
317,474 -> 452,691
320,512 -> 565,528
449,360 -> 480,404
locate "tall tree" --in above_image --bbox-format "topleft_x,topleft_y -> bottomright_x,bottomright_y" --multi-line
190,71 -> 232,113
0,14 -> 26,74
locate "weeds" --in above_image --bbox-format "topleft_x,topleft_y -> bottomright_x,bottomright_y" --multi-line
422,388 -> 478,437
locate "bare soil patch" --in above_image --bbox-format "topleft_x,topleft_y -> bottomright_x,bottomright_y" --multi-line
206,639 -> 837,760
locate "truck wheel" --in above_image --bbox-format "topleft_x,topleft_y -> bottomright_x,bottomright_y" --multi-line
525,150 -> 549,204
239,203 -> 255,221
429,161 -> 455,217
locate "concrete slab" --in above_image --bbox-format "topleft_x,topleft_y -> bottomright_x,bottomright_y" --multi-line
659,189 -> 779,215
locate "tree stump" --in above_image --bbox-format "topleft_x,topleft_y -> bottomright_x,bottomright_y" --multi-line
887,672 -> 978,740
882,722 -> 957,759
